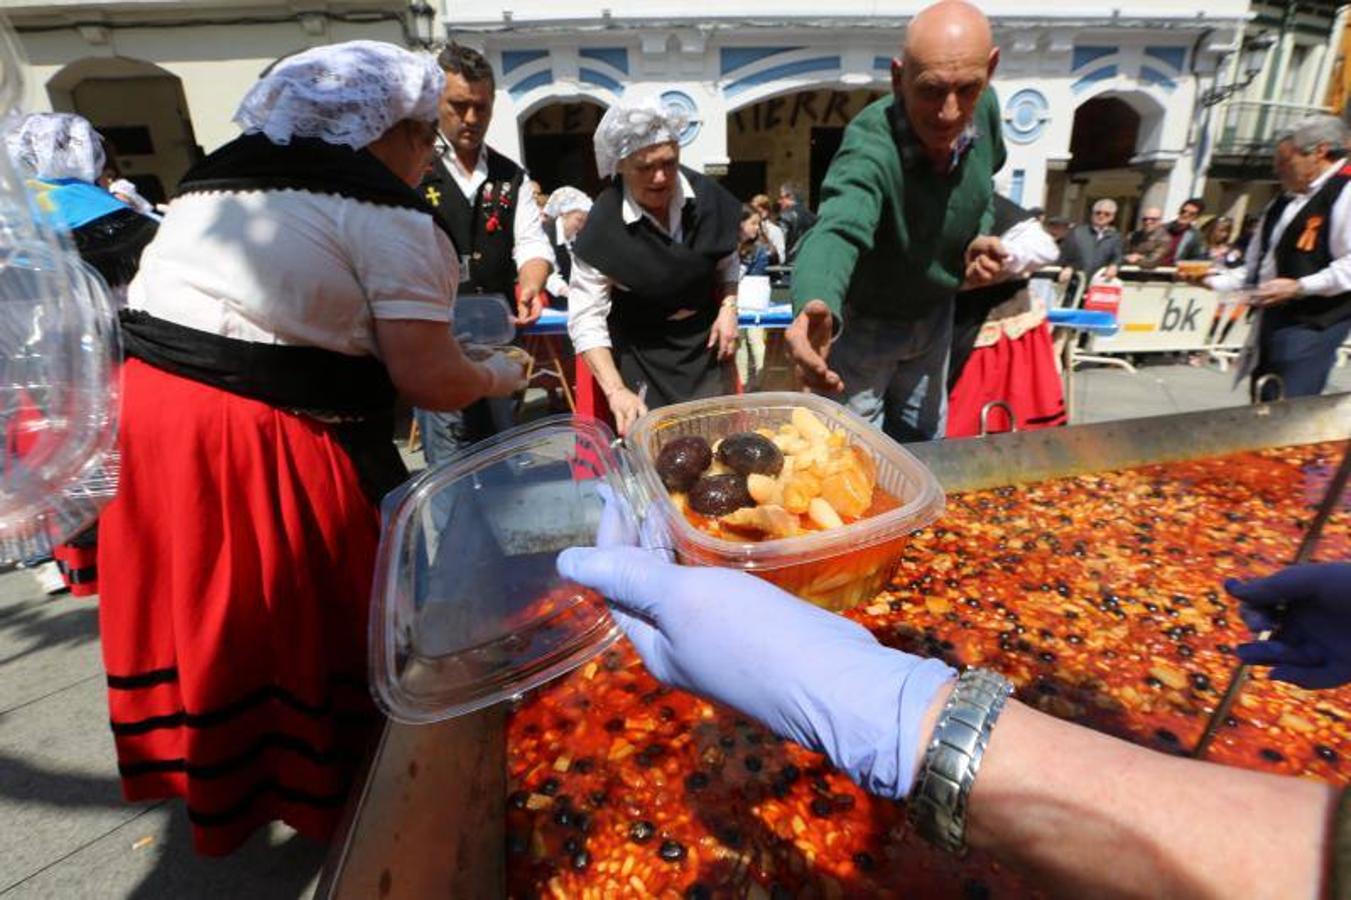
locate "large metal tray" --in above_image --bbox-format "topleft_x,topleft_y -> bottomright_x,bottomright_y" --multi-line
317,393 -> 1350,898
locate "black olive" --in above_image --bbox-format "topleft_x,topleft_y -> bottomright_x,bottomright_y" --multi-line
684,771 -> 710,792
1190,673 -> 1212,692
688,474 -> 755,516
629,820 -> 656,843
553,808 -> 573,827
562,836 -> 582,855
539,777 -> 560,796
573,812 -> 592,833
571,850 -> 591,870
744,754 -> 763,773
716,432 -> 784,476
508,790 -> 529,809
1260,748 -> 1285,763
658,839 -> 687,862
685,884 -> 713,900
1155,728 -> 1179,744
780,764 -> 801,784
853,851 -> 876,871
656,436 -> 713,492
810,796 -> 834,817
588,790 -> 607,807
572,757 -> 595,774
1317,745 -> 1338,763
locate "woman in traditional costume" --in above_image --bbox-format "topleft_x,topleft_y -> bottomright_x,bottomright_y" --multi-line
566,96 -> 742,435
97,41 -> 525,855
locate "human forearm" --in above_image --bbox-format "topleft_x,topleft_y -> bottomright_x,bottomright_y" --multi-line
519,257 -> 551,297
374,319 -> 492,411
581,346 -> 628,397
967,700 -> 1335,899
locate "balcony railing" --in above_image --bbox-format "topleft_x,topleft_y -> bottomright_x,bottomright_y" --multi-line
1212,100 -> 1334,158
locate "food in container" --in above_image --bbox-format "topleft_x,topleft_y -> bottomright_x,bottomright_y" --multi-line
626,393 -> 945,611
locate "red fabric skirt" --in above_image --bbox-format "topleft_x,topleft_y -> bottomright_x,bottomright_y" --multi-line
947,321 -> 1066,439
97,359 -> 382,856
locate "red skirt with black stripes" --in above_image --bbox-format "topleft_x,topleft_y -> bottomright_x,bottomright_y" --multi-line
946,321 -> 1067,438
97,359 -> 383,856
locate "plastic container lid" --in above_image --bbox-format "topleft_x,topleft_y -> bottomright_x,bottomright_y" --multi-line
624,392 -> 946,571
453,292 -> 516,346
369,415 -> 628,724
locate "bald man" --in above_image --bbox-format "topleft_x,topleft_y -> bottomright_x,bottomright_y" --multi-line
786,0 -> 1007,442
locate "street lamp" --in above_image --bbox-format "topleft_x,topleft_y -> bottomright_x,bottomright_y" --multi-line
1200,32 -> 1278,107
409,0 -> 436,49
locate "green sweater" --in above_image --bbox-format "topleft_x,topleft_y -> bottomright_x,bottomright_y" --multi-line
791,89 -> 1006,322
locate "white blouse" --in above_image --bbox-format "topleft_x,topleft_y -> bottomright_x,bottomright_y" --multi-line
128,189 -> 458,358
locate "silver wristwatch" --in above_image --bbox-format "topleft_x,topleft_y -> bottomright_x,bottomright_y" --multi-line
907,667 -> 1014,853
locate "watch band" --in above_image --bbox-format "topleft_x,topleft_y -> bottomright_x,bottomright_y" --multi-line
907,667 -> 1014,853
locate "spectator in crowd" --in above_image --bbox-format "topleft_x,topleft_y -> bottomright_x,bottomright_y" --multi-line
738,203 -> 773,277
750,192 -> 787,264
1204,215 -> 1244,268
567,95 -> 741,436
542,186 -> 592,304
776,180 -> 817,263
1152,197 -> 1208,266
1201,114 -> 1351,400
1058,198 -> 1122,283
414,44 -> 555,463
785,0 -> 1008,443
1043,215 -> 1071,244
1123,206 -> 1167,265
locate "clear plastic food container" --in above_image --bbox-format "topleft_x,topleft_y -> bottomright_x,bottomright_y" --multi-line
369,417 -> 629,724
625,392 -> 946,611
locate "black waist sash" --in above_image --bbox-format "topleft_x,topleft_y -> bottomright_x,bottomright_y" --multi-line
120,310 -> 407,502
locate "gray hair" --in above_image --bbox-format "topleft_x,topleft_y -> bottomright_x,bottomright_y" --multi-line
1278,115 -> 1349,158
1092,198 -> 1118,214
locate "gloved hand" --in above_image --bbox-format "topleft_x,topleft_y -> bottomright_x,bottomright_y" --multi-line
557,542 -> 956,800
1228,563 -> 1351,689
477,349 -> 528,398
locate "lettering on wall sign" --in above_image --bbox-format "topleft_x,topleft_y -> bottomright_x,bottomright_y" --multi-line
732,90 -> 876,134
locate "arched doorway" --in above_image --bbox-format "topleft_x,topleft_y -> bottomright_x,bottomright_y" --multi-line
521,101 -> 607,197
1049,90 -> 1168,231
47,57 -> 201,204
725,88 -> 883,205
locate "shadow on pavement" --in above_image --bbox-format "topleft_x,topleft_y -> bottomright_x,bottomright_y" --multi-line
127,805 -> 325,900
0,750 -> 124,810
0,596 -> 99,667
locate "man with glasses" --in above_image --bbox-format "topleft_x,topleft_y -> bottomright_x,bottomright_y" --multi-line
1156,197 -> 1208,267
1123,206 -> 1168,266
1060,198 -> 1123,282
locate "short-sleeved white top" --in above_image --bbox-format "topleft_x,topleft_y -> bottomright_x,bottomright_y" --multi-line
127,189 -> 458,358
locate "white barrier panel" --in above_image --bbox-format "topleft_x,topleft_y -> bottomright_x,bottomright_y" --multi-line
1210,296 -> 1254,352
1085,280 -> 1222,354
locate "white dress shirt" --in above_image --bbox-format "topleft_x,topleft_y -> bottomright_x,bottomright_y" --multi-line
568,171 -> 739,354
442,146 -> 555,271
129,190 -> 456,358
546,219 -> 572,299
762,219 -> 787,263
1207,162 -> 1351,297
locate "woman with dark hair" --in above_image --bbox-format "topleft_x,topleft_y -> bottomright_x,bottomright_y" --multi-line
738,203 -> 772,277
97,41 -> 526,856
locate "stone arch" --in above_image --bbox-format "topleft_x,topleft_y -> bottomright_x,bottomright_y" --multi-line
47,56 -> 201,202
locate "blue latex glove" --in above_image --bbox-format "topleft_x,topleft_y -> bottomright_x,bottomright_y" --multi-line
1228,563 -> 1351,690
558,539 -> 956,800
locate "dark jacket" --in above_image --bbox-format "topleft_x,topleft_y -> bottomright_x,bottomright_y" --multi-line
1061,224 -> 1123,278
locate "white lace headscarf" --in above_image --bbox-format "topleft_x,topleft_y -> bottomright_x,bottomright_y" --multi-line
234,40 -> 443,150
543,186 -> 592,220
593,95 -> 687,180
5,112 -> 106,183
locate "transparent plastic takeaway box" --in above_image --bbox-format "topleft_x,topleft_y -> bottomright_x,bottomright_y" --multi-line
625,392 -> 946,612
370,416 -> 637,724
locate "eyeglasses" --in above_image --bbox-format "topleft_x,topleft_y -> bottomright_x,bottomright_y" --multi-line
1141,216 -> 1161,222
1093,210 -> 1114,216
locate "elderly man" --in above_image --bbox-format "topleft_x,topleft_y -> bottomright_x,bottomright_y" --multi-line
1060,198 -> 1122,282
415,43 -> 556,462
785,0 -> 1007,442
1201,115 -> 1351,400
567,97 -> 741,435
1123,206 -> 1167,265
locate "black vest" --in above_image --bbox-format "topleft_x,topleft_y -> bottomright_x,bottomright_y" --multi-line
1273,163 -> 1351,330
420,147 -> 524,295
572,167 -> 740,334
